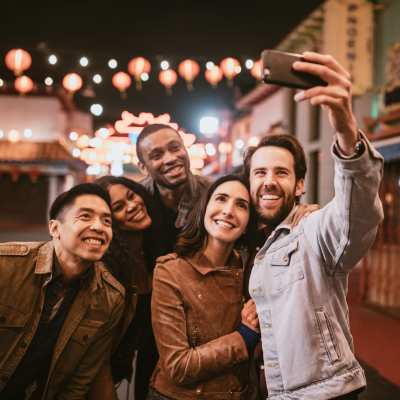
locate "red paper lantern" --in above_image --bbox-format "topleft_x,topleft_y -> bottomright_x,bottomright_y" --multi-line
178,59 -> 200,90
250,59 -> 262,80
63,73 -> 83,93
220,57 -> 240,84
112,71 -> 132,94
159,69 -> 177,95
128,57 -> 151,90
14,75 -> 34,94
5,48 -> 32,76
205,66 -> 223,88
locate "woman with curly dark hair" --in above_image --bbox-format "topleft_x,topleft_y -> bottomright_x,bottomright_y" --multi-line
89,176 -> 168,400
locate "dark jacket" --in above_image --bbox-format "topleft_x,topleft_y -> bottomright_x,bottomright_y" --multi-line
0,241 -> 125,400
150,251 -> 250,400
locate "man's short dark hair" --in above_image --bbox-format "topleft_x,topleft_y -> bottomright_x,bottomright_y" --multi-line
243,133 -> 307,181
49,183 -> 111,220
136,123 -> 181,164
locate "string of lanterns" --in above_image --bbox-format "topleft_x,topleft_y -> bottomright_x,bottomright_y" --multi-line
2,48 -> 263,96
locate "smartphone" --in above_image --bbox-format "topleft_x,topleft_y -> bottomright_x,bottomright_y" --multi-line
261,50 -> 327,90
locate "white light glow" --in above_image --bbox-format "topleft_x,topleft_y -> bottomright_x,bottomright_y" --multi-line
206,61 -> 215,70
248,136 -> 260,147
89,137 -> 102,148
235,139 -> 245,149
23,128 -> 33,138
111,162 -> 124,176
48,54 -> 58,65
93,74 -> 102,84
235,65 -> 242,74
87,164 -> 101,175
0,129 -> 4,139
69,131 -> 78,141
8,129 -> 20,143
141,72 -> 149,81
160,60 -> 170,70
90,104 -> 103,117
0,79 -> 4,87
108,59 -> 118,69
199,116 -> 219,136
245,59 -> 254,69
72,148 -> 81,157
79,56 -> 89,67
205,143 -> 216,156
44,77 -> 53,86
97,127 -> 109,139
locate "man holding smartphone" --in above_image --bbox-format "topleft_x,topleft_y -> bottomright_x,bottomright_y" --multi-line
244,52 -> 383,399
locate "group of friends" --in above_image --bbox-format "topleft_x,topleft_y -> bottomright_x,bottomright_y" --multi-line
0,52 -> 384,400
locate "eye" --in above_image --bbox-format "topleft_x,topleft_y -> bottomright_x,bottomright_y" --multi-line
169,143 -> 182,152
254,170 -> 265,177
79,212 -> 92,221
103,217 -> 112,226
276,170 -> 288,177
112,203 -> 123,213
214,194 -> 227,202
150,151 -> 163,160
237,201 -> 249,210
127,191 -> 135,201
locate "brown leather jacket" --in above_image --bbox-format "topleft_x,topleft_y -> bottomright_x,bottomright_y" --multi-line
150,251 -> 250,400
0,241 -> 125,400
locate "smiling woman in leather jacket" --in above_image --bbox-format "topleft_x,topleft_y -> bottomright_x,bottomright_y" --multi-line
148,175 -> 259,400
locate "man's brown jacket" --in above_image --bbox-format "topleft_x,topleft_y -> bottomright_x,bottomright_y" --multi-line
0,241 -> 124,399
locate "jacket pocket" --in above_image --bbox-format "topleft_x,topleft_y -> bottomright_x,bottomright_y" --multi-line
70,320 -> 102,346
315,309 -> 341,363
270,240 -> 304,292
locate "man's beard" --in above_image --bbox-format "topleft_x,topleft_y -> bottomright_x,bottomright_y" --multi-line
257,194 -> 296,229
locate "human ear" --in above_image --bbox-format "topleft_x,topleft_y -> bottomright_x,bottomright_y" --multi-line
295,179 -> 305,197
48,219 -> 60,239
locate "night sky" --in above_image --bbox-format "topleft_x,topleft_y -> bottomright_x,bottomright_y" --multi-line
0,1 -> 323,134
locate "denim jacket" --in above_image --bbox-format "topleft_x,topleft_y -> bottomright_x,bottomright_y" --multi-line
249,136 -> 384,400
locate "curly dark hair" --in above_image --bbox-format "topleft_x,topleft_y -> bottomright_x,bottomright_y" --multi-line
95,176 -> 168,290
175,174 -> 257,258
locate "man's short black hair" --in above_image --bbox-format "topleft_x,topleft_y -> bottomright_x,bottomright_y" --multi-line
136,123 -> 181,164
49,183 -> 111,220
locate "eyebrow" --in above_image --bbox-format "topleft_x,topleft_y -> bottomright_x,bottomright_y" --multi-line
77,207 -> 111,217
213,192 -> 249,204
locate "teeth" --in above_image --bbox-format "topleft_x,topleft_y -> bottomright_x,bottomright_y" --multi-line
84,238 -> 102,245
215,220 -> 234,229
261,195 -> 280,200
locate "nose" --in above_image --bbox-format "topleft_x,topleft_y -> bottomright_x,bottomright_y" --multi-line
263,171 -> 276,186
221,200 -> 234,217
90,217 -> 105,232
163,151 -> 178,165
127,199 -> 139,212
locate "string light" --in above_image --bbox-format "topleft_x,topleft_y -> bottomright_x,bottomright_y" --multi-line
90,103 -> 103,116
69,131 -> 78,141
72,148 -> 81,157
23,128 -> 33,138
160,60 -> 169,70
44,77 -> 53,86
108,59 -> 118,69
48,54 -> 58,65
245,59 -> 254,69
93,74 -> 102,84
206,61 -> 215,70
79,56 -> 89,67
0,78 -> 4,87
141,72 -> 149,81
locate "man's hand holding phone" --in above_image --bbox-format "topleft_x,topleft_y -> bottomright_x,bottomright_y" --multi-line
292,51 -> 358,155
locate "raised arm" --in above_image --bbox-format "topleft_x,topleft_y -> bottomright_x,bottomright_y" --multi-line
294,52 -> 384,271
